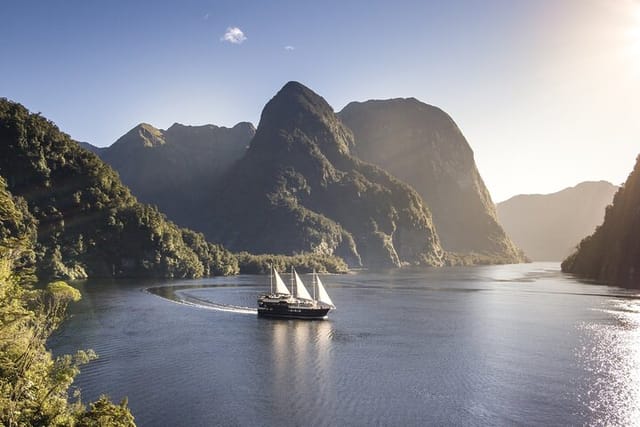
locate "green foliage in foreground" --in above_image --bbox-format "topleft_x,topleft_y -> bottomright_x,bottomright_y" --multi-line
0,175 -> 135,426
76,396 -> 136,427
236,252 -> 349,274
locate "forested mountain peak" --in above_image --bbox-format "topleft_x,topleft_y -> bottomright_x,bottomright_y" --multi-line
338,97 -> 524,263
204,82 -> 444,268
87,116 -> 254,230
250,80 -> 354,156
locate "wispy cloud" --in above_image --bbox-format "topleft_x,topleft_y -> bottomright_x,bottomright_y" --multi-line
284,45 -> 295,51
203,13 -> 210,20
221,27 -> 247,44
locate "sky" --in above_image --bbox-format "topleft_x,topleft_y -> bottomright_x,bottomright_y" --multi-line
1,0 -> 638,202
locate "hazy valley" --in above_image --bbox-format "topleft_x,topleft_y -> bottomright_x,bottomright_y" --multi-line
497,181 -> 618,261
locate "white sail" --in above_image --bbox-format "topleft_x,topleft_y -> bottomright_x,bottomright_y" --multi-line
294,270 -> 313,300
273,268 -> 290,295
315,273 -> 335,308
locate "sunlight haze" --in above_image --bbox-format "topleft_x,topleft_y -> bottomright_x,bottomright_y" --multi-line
0,0 -> 637,201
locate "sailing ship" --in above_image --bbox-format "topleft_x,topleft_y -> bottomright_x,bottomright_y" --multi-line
257,266 -> 336,319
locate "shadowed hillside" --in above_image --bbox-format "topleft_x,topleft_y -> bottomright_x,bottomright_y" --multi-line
562,157 -> 640,287
202,82 -> 445,268
82,121 -> 254,230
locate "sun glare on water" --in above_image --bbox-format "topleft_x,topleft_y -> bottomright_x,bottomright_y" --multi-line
579,299 -> 640,425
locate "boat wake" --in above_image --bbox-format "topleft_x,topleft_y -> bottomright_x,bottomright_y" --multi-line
176,291 -> 257,314
145,285 -> 258,315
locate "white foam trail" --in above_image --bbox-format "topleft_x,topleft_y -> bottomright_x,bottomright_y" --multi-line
179,292 -> 258,314
145,287 -> 257,315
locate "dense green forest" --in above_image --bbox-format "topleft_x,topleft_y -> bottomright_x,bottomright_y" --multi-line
562,155 -> 640,287
0,176 -> 135,425
0,98 -> 238,280
236,252 -> 348,274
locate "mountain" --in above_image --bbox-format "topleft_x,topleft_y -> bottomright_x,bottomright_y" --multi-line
497,181 -> 618,261
0,175 -> 137,426
0,98 -> 238,279
83,121 -> 255,230
562,157 -> 640,287
338,98 -> 524,263
202,82 -> 445,268
77,140 -> 104,154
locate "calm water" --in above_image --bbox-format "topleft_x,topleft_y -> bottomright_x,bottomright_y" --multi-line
49,263 -> 640,426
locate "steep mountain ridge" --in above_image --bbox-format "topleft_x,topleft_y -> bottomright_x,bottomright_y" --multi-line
205,81 -> 444,267
85,121 -> 255,229
338,98 -> 524,263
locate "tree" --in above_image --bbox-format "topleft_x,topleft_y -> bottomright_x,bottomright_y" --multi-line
0,176 -> 135,426
76,396 -> 135,427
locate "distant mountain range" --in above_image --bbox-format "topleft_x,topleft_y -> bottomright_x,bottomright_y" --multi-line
497,181 -> 618,261
339,98 -> 523,263
562,159 -> 640,287
81,122 -> 254,230
6,81 -> 637,284
85,81 -> 525,266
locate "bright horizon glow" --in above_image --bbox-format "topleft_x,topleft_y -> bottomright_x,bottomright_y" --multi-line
632,5 -> 640,57
0,0 -> 638,202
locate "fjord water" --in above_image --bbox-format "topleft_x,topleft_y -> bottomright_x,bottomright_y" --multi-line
50,263 -> 640,426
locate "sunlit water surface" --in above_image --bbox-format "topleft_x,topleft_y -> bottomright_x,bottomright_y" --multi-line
49,263 -> 640,426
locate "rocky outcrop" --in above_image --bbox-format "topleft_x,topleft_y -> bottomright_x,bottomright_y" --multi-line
339,98 -> 524,263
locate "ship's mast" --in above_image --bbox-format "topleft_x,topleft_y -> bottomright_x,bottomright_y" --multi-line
312,269 -> 316,301
269,263 -> 273,294
290,265 -> 295,298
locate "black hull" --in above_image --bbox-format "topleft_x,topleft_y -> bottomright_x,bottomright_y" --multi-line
257,304 -> 330,320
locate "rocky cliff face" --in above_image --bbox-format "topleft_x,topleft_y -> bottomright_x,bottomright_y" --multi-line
498,181 -> 618,261
338,98 -> 524,263
85,121 -> 255,230
205,82 -> 445,267
562,157 -> 640,287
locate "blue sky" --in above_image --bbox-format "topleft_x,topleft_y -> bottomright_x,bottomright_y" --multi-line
1,0 -> 639,201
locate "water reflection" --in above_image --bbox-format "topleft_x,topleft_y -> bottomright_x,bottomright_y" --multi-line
58,268 -> 640,425
579,299 -> 640,425
268,320 -> 334,424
